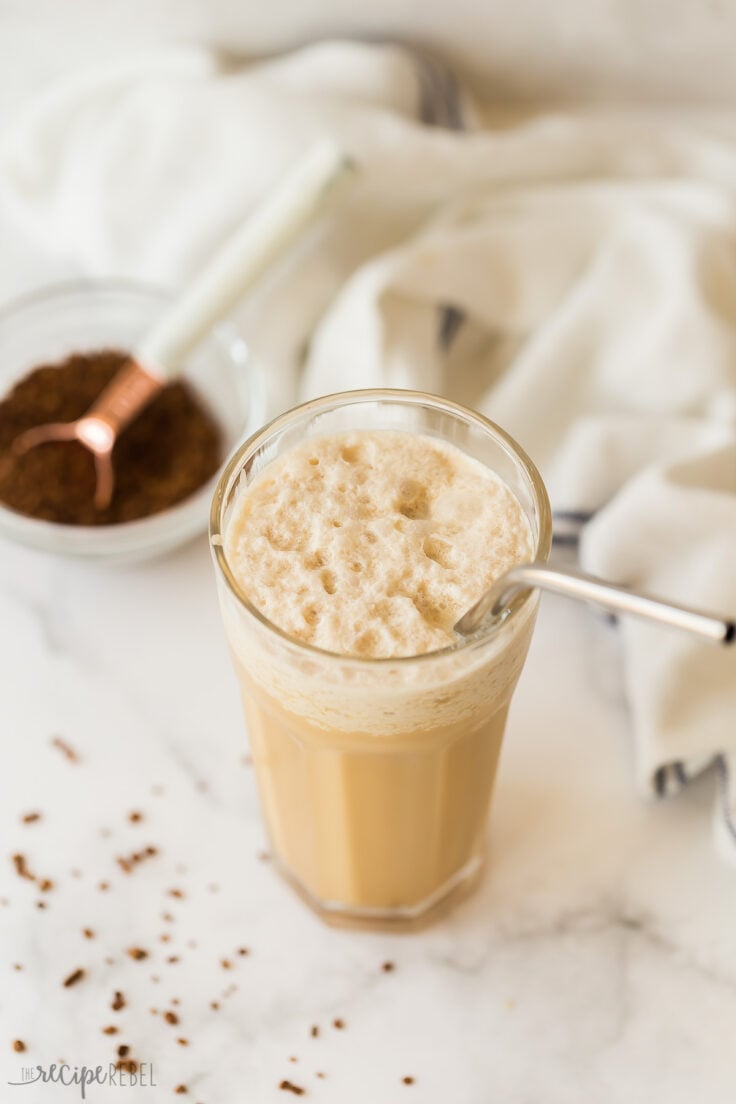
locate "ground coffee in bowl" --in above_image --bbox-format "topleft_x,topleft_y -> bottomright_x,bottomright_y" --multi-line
0,349 -> 222,526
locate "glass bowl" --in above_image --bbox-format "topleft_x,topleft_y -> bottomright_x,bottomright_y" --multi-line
0,280 -> 266,563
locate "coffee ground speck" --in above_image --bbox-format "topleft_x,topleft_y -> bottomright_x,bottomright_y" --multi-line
278,1081 -> 305,1096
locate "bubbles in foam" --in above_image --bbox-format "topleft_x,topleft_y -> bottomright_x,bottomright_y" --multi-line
224,430 -> 533,658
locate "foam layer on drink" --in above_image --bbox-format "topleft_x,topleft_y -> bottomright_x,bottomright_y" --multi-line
224,430 -> 533,659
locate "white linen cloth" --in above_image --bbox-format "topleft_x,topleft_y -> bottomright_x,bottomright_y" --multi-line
1,42 -> 735,858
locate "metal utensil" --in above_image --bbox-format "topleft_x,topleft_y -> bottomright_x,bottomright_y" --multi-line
454,562 -> 735,645
13,140 -> 355,509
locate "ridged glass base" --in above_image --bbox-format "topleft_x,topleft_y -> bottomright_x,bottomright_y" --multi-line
273,852 -> 484,931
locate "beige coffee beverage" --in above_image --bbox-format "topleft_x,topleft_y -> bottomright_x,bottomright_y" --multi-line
211,392 -> 551,925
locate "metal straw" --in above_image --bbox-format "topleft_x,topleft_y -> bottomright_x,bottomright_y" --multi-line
454,563 -> 735,645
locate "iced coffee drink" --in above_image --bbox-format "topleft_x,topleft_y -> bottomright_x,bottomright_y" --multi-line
210,391 -> 551,925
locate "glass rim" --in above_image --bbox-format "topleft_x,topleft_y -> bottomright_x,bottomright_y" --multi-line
210,388 -> 552,667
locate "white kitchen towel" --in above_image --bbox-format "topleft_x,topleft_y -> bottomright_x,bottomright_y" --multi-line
581,444 -> 736,863
1,42 -> 735,857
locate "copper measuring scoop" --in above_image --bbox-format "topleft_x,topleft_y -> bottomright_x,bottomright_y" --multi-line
13,141 -> 355,510
455,562 -> 735,645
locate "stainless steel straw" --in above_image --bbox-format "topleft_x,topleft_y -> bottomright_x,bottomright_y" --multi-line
455,563 -> 735,645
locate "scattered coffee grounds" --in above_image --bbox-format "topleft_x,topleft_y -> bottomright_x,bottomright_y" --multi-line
36,901 -> 47,910
12,964 -> 22,971
209,1002 -> 220,1011
117,1045 -> 130,1059
168,888 -> 184,899
0,350 -> 222,525
220,958 -> 232,970
102,1026 -> 118,1035
98,882 -> 110,892
167,956 -> 180,964
21,812 -> 41,824
316,1073 -> 326,1080
51,736 -> 79,763
174,1086 -> 188,1095
310,1026 -> 319,1038
117,846 -> 158,874
177,1038 -> 189,1047
127,947 -> 149,961
402,1076 -> 415,1086
12,1040 -> 25,1053
381,961 -> 395,973
111,991 -> 126,1011
11,854 -> 34,881
82,928 -> 95,940
12,854 -> 53,894
128,811 -> 143,824
116,1058 -> 139,1074
278,1081 -> 305,1096
332,1018 -> 345,1030
163,1011 -> 179,1026
237,947 -> 249,957
63,968 -> 85,988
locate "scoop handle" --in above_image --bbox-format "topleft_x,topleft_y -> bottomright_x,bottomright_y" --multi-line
135,140 -> 354,378
454,562 -> 735,645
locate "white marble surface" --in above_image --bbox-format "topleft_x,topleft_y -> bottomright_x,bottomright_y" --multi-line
2,533 -> 736,1104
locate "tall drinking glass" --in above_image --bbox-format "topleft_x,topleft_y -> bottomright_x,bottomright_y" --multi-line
210,390 -> 551,927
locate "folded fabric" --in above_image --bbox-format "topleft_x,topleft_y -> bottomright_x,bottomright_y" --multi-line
0,41 -> 476,413
581,443 -> 736,862
1,41 -> 735,858
302,178 -> 736,510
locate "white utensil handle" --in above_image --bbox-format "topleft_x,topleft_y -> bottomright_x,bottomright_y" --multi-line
136,139 -> 354,379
